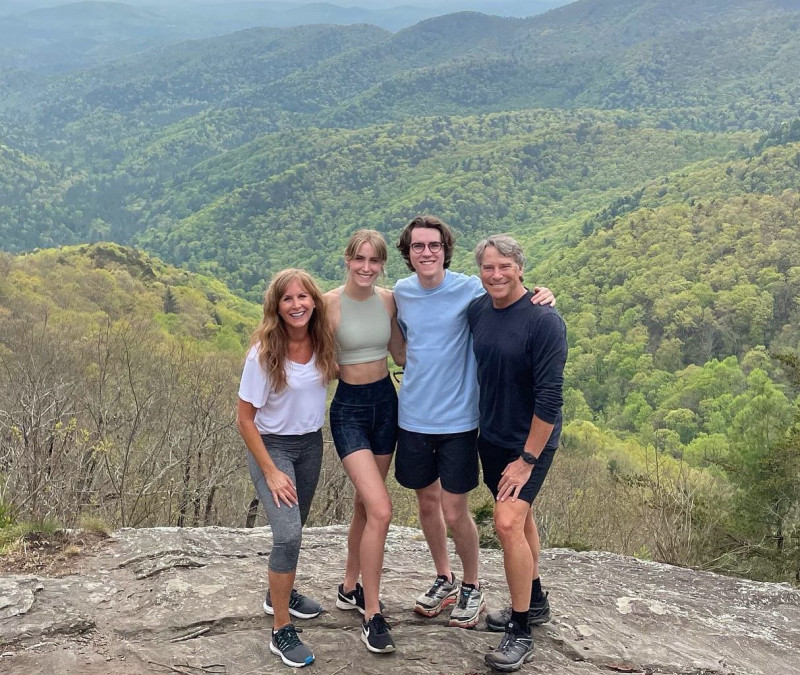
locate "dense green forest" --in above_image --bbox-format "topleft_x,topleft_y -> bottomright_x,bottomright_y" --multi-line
1,0 -> 799,583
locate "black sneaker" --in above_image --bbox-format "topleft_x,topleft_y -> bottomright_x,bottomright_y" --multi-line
486,592 -> 550,632
361,613 -> 395,653
335,582 -> 386,616
484,621 -> 533,672
270,623 -> 314,668
264,588 -> 322,619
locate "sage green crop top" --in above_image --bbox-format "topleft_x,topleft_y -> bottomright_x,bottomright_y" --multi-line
335,289 -> 391,365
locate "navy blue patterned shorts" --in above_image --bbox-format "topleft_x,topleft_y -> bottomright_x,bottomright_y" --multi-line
330,375 -> 398,460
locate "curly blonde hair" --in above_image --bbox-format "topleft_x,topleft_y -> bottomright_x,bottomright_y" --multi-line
250,269 -> 337,392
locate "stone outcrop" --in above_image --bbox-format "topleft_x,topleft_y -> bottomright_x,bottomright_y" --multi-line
1,525 -> 798,674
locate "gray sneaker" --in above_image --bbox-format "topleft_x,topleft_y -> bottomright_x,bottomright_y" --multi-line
448,583 -> 486,628
264,588 -> 322,620
484,621 -> 534,672
270,623 -> 314,668
414,574 -> 459,617
486,592 -> 550,632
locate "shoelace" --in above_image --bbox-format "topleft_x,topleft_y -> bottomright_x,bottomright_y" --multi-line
369,614 -> 392,634
496,631 -> 515,653
288,589 -> 303,608
456,586 -> 472,608
274,625 -> 303,651
496,626 -> 531,654
426,575 -> 449,597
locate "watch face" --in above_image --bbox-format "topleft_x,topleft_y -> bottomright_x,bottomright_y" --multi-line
522,452 -> 536,465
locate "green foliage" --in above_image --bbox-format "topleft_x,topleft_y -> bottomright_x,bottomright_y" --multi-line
0,0 -> 799,583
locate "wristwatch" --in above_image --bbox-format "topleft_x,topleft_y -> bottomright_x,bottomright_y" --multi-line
521,451 -> 538,466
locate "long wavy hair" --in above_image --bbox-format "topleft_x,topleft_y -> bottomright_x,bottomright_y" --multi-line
250,269 -> 337,393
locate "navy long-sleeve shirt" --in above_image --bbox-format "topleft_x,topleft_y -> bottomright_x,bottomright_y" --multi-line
467,290 -> 567,450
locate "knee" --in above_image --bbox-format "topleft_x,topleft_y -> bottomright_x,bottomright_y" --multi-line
494,512 -> 521,544
442,502 -> 469,531
417,490 -> 440,518
271,526 -> 303,571
368,499 -> 393,530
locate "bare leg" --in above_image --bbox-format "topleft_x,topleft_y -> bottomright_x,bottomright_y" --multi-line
441,490 -> 479,585
342,450 -> 393,618
415,481 -> 452,578
524,509 -> 540,581
494,499 -> 533,612
343,491 -> 367,591
269,568 -> 296,629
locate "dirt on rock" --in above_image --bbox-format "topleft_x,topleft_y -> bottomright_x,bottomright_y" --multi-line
0,529 -> 110,576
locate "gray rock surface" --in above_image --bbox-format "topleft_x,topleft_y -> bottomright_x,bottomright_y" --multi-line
1,525 -> 798,674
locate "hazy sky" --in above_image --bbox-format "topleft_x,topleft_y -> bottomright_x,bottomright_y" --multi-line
3,0 -> 568,7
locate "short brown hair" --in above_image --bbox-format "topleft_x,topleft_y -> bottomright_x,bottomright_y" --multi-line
396,215 -> 455,272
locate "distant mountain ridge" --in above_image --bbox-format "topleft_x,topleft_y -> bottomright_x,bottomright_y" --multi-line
6,0 -> 800,141
2,0 -> 800,286
0,0 -> 571,77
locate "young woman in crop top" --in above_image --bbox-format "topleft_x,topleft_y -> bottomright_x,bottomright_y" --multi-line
323,229 -> 405,654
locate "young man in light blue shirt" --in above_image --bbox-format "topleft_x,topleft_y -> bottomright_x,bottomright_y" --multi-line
393,215 -> 554,629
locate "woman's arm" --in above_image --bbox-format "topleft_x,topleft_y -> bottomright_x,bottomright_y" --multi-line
236,398 -> 298,508
385,291 -> 406,367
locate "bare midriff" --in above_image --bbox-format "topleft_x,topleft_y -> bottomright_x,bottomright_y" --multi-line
338,358 -> 390,385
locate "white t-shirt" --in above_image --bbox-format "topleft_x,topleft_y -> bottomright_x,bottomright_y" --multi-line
238,345 -> 327,435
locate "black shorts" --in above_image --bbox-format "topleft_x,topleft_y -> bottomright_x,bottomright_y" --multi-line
478,435 -> 556,504
394,428 -> 479,494
329,376 -> 398,460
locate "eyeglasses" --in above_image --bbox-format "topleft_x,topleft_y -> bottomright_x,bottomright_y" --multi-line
410,241 -> 444,254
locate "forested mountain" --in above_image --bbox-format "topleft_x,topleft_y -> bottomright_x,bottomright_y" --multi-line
1,0 -> 799,582
4,0 -> 800,271
0,243 -> 260,528
0,0 -> 571,79
1,108 -> 755,290
135,111 -> 754,295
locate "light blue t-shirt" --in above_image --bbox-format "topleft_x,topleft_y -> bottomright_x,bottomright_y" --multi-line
394,270 -> 485,433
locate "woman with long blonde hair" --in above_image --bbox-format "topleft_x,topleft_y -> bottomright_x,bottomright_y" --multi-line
237,268 -> 337,668
324,229 -> 405,654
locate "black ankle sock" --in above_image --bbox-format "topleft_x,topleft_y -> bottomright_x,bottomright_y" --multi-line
461,582 -> 476,591
510,610 -> 529,632
531,578 -> 543,603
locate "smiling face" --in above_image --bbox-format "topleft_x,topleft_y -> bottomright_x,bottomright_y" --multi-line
479,245 -> 526,309
278,279 -> 315,332
409,226 -> 446,288
345,241 -> 385,288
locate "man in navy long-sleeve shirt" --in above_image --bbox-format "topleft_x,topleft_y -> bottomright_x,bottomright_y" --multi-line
467,234 -> 567,673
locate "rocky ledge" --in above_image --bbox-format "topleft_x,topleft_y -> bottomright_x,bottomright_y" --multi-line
0,525 -> 798,674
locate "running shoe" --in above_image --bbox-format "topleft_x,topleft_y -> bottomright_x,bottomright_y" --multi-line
448,583 -> 486,628
414,573 -> 458,617
361,613 -> 395,653
264,588 -> 322,620
335,582 -> 386,616
486,592 -> 550,632
270,623 -> 314,668
484,621 -> 533,672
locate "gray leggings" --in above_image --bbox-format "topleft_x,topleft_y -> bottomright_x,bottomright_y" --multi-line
247,430 -> 323,573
